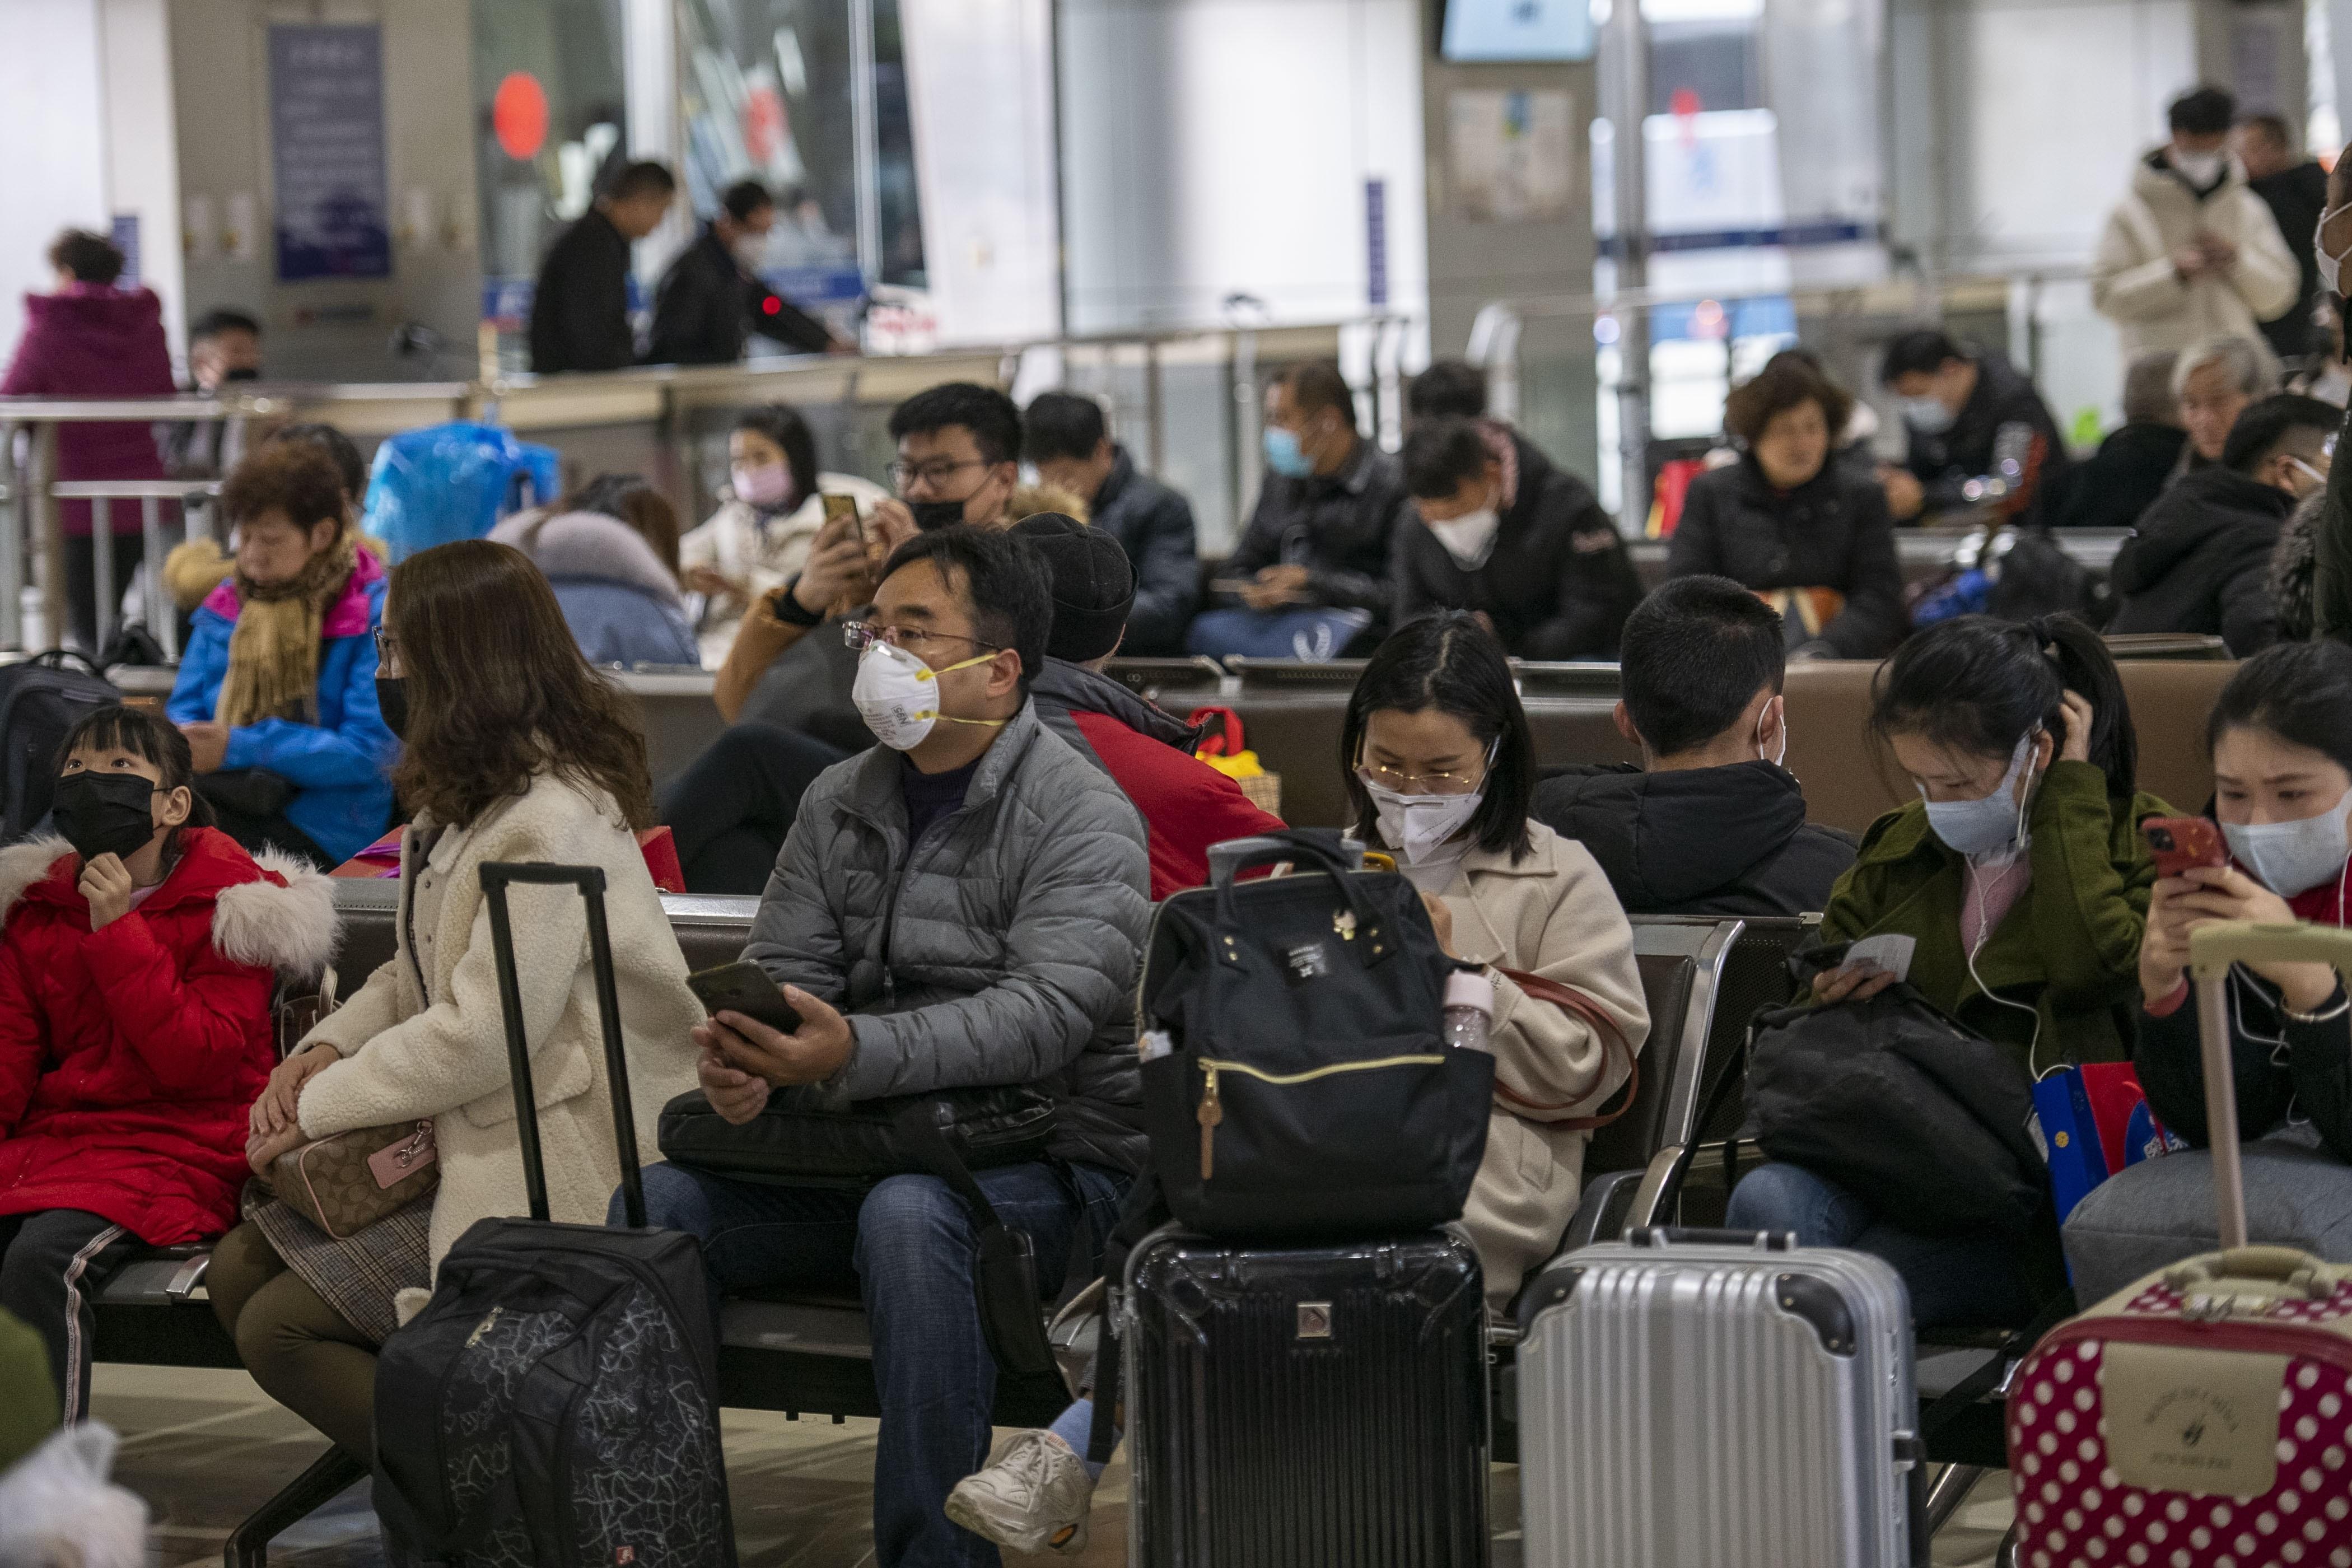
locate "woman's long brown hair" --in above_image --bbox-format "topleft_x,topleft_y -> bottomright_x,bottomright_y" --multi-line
388,540 -> 656,829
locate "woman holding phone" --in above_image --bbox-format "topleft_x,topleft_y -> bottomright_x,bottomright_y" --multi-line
2134,640 -> 2352,1160
207,539 -> 702,1465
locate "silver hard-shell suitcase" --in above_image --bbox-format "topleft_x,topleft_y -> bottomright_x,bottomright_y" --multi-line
1516,1226 -> 1926,1568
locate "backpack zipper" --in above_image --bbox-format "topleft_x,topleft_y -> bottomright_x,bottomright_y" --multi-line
1194,1053 -> 1446,1180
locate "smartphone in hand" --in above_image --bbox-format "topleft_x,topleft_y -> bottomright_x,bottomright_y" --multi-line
687,961 -> 805,1034
821,492 -> 865,545
2141,815 -> 2226,879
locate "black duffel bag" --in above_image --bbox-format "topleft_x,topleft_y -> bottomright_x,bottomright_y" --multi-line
1139,828 -> 1490,1240
1743,978 -> 2050,1238
656,1083 -> 1055,1187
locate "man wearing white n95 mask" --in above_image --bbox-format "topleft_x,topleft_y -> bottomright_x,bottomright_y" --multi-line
627,524 -> 1150,1568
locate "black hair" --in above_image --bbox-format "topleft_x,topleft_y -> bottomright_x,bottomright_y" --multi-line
1871,612 -> 2139,800
1620,576 -> 1788,757
1279,362 -> 1360,433
1022,391 -> 1109,464
264,422 -> 367,506
731,404 -> 819,508
190,307 -> 262,343
2206,640 -> 2352,776
878,524 -> 1052,692
2219,393 -> 2340,474
2169,86 -> 2237,136
48,228 -> 124,286
721,178 -> 774,222
1880,329 -> 1968,384
2239,113 -> 2294,150
55,704 -> 215,837
889,381 -> 1023,467
1407,360 -> 1489,421
1401,417 -> 1495,500
1341,613 -> 1534,862
603,160 -> 676,200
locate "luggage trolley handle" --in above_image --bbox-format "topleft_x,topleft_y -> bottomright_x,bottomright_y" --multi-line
2188,921 -> 2352,1251
479,862 -> 646,1230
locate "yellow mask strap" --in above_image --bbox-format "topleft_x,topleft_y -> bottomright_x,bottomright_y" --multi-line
912,648 -> 1010,728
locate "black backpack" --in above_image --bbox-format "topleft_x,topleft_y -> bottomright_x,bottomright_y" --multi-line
0,652 -> 118,842
1138,829 -> 1490,1240
372,864 -> 735,1568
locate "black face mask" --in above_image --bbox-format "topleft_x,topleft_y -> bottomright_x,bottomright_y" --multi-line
376,676 -> 409,740
909,498 -> 973,533
53,773 -> 160,864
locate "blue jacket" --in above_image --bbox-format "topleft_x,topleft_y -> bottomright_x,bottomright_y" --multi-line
167,557 -> 396,862
488,509 -> 702,669
550,580 -> 701,668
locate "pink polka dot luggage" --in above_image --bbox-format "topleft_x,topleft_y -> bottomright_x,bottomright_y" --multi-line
2005,920 -> 2352,1568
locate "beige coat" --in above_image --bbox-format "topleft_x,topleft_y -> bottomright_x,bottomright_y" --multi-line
680,472 -> 890,668
294,774 -> 703,1275
1429,822 -> 1651,1308
2092,155 -> 2300,363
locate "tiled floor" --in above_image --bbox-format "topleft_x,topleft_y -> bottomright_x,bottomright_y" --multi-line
98,1365 -> 2009,1566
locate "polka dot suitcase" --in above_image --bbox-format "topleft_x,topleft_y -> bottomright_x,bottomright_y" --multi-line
2007,921 -> 2352,1568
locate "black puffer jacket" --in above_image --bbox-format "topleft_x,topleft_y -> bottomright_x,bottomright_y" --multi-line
1391,435 -> 1642,658
2056,421 -> 2186,530
1534,760 -> 1856,917
2107,464 -> 2293,655
1087,446 -> 1200,656
1224,439 -> 1407,617
1901,350 -> 2074,529
1664,456 -> 1907,657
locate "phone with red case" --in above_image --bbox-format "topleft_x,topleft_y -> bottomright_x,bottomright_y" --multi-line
2141,815 -> 2225,879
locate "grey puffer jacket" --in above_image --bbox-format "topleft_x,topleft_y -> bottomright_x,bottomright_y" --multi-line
744,702 -> 1152,1172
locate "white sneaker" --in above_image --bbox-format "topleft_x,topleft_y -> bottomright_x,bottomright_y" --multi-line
945,1428 -> 1095,1556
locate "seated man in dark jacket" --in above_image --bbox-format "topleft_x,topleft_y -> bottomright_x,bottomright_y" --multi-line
1880,329 -> 2074,529
647,178 -> 844,364
1392,416 -> 1640,658
1023,391 -> 1200,655
1013,512 -> 1281,894
2108,393 -> 2336,654
1189,360 -> 1406,659
1536,575 -> 1855,916
2058,351 -> 2188,529
634,525 -> 1148,1568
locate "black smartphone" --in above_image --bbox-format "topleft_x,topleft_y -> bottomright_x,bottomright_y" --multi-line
687,961 -> 804,1034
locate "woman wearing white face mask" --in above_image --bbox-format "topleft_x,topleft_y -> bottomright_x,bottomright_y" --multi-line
1726,613 -> 2170,1326
1341,612 -> 1652,1307
2133,641 -> 2352,1164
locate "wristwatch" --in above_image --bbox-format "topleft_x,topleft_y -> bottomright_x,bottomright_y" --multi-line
769,575 -> 825,628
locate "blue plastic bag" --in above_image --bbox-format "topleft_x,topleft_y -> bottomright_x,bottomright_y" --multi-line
360,422 -> 561,563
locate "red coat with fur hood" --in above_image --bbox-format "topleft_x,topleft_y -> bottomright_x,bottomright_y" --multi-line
0,828 -> 337,1244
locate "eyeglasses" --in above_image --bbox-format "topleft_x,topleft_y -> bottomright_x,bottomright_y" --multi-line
373,629 -> 400,670
1354,753 -> 1490,797
842,619 -> 999,658
888,456 -> 988,491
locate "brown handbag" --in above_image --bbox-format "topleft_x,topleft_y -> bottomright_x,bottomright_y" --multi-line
270,1118 -> 439,1239
1488,966 -> 1641,1131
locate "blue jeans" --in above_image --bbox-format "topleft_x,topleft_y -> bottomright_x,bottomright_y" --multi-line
1724,1162 -> 2037,1328
625,1160 -> 1130,1568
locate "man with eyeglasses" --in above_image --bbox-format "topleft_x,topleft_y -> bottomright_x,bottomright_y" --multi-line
2110,393 -> 2339,655
629,524 -> 1150,1567
869,381 -> 1026,546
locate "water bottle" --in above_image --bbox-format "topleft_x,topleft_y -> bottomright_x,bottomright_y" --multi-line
1443,967 -> 1495,1053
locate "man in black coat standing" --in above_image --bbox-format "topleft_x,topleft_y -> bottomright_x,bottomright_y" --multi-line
528,161 -> 676,374
2238,114 -> 2331,364
2109,393 -> 2336,654
648,178 -> 844,364
1392,415 -> 1640,658
1023,391 -> 1200,655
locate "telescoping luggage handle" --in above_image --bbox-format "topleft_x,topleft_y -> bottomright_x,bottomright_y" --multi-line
2188,918 -> 2352,1250
478,862 -> 646,1231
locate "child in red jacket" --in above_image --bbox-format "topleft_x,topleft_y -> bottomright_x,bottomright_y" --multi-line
0,707 -> 333,1420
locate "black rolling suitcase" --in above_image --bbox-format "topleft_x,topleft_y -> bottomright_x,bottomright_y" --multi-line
372,863 -> 735,1568
1121,1224 -> 1489,1568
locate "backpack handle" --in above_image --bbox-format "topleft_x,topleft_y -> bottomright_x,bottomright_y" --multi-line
1206,831 -> 1393,968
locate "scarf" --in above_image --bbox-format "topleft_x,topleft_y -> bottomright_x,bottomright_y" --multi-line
216,534 -> 357,729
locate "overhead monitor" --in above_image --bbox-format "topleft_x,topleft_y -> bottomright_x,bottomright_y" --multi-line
1440,0 -> 1597,63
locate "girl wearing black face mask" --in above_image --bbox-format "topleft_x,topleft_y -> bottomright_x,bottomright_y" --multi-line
0,704 -> 332,1424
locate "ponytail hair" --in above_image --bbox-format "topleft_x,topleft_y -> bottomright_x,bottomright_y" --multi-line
1870,613 -> 2138,799
2206,640 -> 2352,776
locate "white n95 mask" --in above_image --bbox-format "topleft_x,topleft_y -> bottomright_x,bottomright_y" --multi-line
2320,204 -> 2352,294
1426,507 -> 1501,570
850,639 -> 1005,752
1365,778 -> 1485,865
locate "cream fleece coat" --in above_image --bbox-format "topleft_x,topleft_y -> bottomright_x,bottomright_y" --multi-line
293,774 -> 703,1277
1428,821 -> 1651,1308
679,472 -> 890,668
2092,153 -> 2300,363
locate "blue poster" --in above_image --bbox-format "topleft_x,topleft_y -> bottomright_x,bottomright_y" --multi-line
269,24 -> 391,282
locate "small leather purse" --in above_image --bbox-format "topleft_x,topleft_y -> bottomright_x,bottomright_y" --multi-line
270,1118 -> 439,1239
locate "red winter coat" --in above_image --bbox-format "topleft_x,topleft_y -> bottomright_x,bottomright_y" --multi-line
0,828 -> 335,1245
0,283 -> 175,535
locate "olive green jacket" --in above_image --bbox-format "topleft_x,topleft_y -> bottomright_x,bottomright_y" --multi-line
0,1306 -> 58,1468
1819,760 -> 2168,1068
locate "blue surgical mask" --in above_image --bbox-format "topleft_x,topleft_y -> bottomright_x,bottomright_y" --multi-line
2224,801 -> 2352,898
1921,731 -> 2038,861
1900,395 -> 1956,435
1263,425 -> 1316,479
